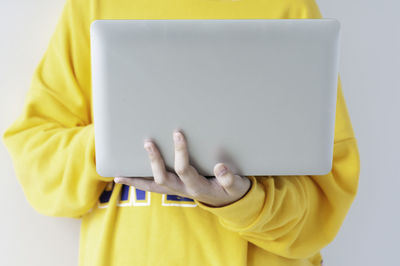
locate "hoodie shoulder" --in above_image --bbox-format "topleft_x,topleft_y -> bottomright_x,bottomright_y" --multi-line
283,0 -> 323,19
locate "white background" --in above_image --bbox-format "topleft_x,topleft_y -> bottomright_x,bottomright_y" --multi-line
0,0 -> 399,265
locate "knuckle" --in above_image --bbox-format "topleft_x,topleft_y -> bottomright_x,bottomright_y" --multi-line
187,187 -> 201,198
175,165 -> 189,176
154,176 -> 167,186
154,178 -> 165,186
174,142 -> 186,151
220,176 -> 235,189
149,154 -> 160,164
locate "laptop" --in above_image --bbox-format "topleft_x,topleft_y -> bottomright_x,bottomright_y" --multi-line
90,19 -> 341,178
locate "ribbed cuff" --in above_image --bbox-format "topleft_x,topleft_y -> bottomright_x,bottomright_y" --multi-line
194,175 -> 265,231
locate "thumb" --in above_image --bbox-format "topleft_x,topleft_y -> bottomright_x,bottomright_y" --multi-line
214,163 -> 249,195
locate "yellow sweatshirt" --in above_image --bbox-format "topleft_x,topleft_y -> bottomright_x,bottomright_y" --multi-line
2,0 -> 360,265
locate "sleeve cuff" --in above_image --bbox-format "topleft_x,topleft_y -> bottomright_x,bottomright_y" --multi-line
194,175 -> 266,230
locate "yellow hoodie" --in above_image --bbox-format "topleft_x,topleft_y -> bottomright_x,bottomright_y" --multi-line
2,0 -> 360,265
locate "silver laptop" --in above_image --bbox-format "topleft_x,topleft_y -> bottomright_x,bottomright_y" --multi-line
90,19 -> 341,178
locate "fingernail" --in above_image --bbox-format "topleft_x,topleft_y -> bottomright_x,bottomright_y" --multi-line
217,165 -> 228,177
174,131 -> 183,142
114,177 -> 121,183
144,142 -> 153,153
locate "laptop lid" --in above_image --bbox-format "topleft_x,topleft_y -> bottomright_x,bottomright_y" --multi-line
90,19 -> 340,177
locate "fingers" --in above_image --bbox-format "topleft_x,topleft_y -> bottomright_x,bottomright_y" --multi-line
116,131 -> 251,207
173,130 -> 208,190
173,130 -> 190,169
143,140 -> 170,185
213,163 -> 251,195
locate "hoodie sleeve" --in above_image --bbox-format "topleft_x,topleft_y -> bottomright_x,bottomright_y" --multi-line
195,0 -> 361,259
2,0 -> 112,218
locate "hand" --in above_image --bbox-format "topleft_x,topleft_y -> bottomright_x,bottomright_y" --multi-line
114,130 -> 251,207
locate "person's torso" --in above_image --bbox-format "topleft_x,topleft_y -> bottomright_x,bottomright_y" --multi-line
80,0 -> 322,265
